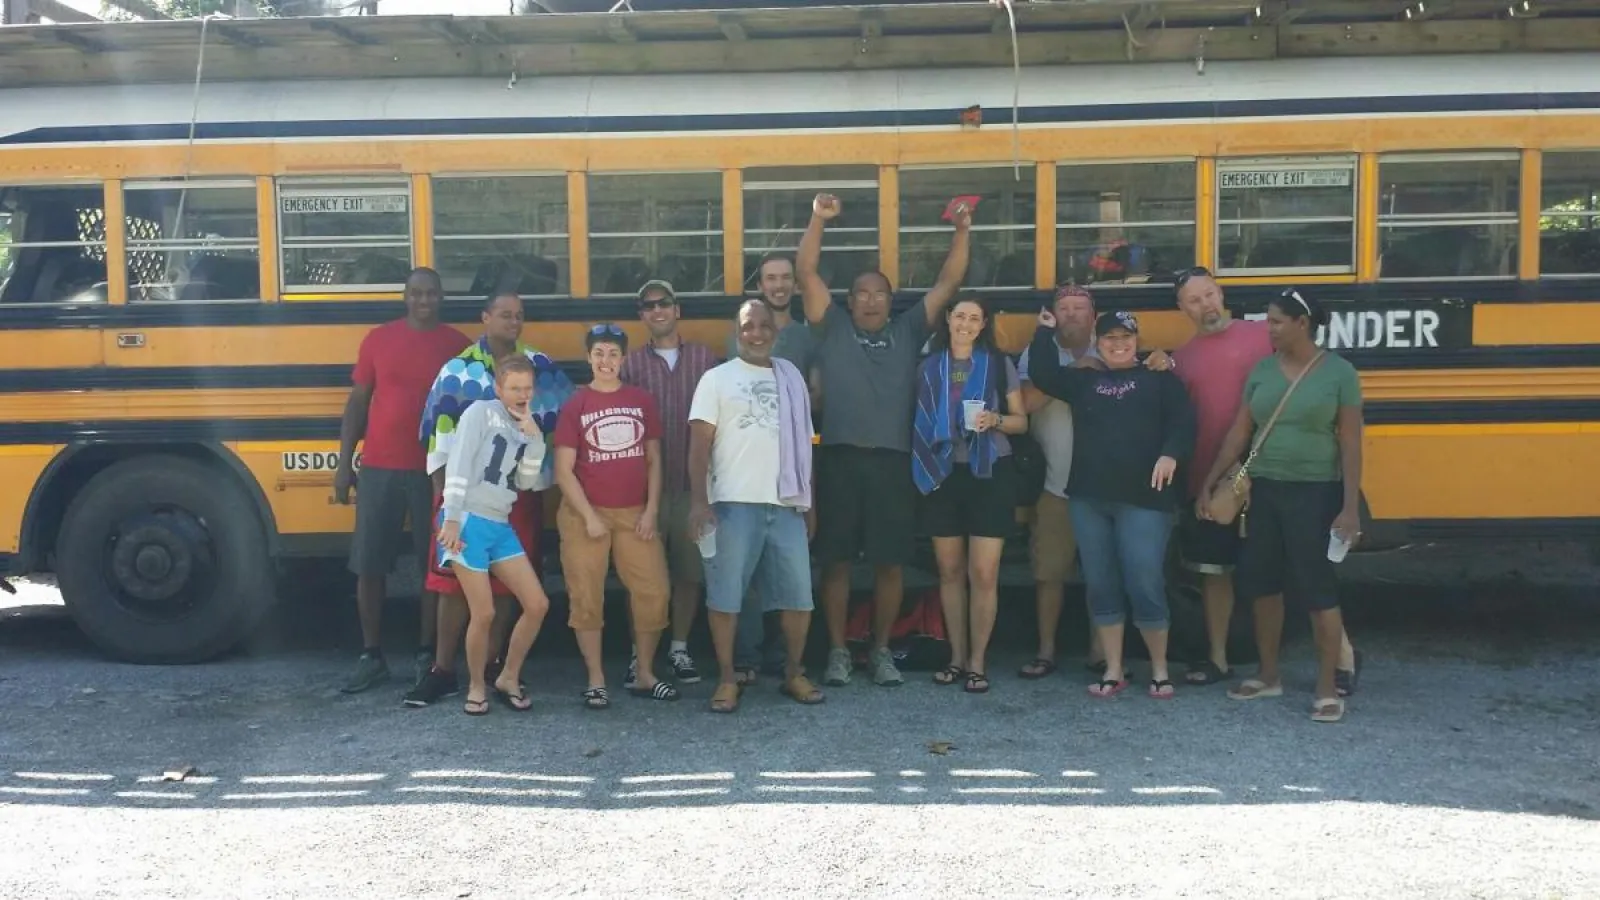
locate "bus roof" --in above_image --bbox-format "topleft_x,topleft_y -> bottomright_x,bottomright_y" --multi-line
2,0 -> 1599,88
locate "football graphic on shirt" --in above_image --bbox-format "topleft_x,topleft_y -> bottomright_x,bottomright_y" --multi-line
586,413 -> 644,454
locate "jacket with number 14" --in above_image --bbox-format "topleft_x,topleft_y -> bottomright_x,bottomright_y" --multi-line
441,399 -> 542,525
1025,326 -> 1196,512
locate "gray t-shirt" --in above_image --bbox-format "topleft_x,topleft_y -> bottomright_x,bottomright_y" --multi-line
811,300 -> 929,453
1018,340 -> 1100,498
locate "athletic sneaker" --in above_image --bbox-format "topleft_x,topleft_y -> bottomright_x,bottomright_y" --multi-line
341,651 -> 390,694
669,649 -> 701,684
413,648 -> 434,682
402,666 -> 459,708
870,647 -> 904,687
823,647 -> 853,687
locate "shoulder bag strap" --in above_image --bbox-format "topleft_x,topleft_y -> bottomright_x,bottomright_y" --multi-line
1240,351 -> 1326,471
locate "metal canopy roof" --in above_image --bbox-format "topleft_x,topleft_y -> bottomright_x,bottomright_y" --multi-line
2,1 -> 1600,87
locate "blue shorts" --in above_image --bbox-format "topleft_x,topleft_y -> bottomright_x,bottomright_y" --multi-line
703,502 -> 814,615
436,511 -> 526,573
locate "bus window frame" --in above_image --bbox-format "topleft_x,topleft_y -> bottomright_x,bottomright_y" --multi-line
586,169 -> 725,299
742,167 -> 880,296
0,179 -> 112,306
1054,157 -> 1199,289
122,178 -> 263,304
431,171 -> 571,299
1214,154 -> 1359,278
1375,150 -> 1521,282
275,176 -> 414,295
898,161 -> 1038,292
1536,149 -> 1600,279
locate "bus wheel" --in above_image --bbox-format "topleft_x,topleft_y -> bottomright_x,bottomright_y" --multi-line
55,456 -> 275,664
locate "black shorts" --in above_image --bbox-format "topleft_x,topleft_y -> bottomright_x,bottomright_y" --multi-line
1234,478 -> 1344,612
348,466 -> 433,577
814,445 -> 918,567
1177,505 -> 1243,575
922,460 -> 1017,540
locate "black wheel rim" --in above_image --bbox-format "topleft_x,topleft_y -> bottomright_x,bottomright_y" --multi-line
100,506 -> 218,621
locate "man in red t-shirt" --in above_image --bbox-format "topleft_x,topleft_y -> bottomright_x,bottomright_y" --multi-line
1171,267 -> 1358,694
335,267 -> 471,694
553,324 -> 676,709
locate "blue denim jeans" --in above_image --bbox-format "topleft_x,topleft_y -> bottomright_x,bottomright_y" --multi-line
1067,497 -> 1173,631
733,563 -> 788,672
704,503 -> 814,615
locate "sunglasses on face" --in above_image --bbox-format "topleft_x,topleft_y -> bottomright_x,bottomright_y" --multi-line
638,298 -> 676,311
1173,266 -> 1212,290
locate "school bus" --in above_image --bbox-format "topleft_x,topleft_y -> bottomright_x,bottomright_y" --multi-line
1,4 -> 1597,662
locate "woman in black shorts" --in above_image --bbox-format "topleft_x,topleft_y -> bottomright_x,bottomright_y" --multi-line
1199,289 -> 1364,723
911,293 -> 1027,694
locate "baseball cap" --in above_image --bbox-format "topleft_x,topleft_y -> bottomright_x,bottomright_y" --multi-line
637,279 -> 677,303
1094,310 -> 1139,337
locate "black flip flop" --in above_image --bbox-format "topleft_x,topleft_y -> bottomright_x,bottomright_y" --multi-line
463,696 -> 490,716
964,672 -> 990,694
1018,658 -> 1057,680
933,664 -> 965,686
582,687 -> 610,710
1184,660 -> 1231,686
493,683 -> 532,712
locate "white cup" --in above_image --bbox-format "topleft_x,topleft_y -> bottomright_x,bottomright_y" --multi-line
962,399 -> 985,432
1327,529 -> 1352,563
696,523 -> 717,559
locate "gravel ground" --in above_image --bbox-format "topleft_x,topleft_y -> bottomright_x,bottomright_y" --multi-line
1,540 -> 1597,899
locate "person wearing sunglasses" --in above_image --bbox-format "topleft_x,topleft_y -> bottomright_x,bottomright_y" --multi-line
1025,309 -> 1196,700
1172,268 -> 1361,697
554,323 -> 678,709
1198,289 -> 1365,723
618,279 -> 720,690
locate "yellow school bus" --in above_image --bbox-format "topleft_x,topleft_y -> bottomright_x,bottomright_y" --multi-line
1,4 -> 1597,661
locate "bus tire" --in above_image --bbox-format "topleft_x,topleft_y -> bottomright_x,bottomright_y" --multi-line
55,455 -> 275,664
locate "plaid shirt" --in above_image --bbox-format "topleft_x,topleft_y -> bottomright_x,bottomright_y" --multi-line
619,339 -> 719,494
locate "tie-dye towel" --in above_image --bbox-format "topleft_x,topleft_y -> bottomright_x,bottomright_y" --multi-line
420,337 -> 576,490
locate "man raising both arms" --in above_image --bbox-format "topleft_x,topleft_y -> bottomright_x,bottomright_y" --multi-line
802,192 -> 971,688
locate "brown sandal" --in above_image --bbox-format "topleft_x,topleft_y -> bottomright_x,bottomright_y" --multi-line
779,674 -> 825,705
710,682 -> 741,714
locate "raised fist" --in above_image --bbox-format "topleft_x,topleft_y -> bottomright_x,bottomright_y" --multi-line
813,193 -> 842,220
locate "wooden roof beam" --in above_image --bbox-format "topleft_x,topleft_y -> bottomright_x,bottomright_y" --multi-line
309,18 -> 380,46
102,0 -> 171,19
604,17 -> 636,42
32,26 -> 108,51
718,15 -> 747,41
211,22 -> 268,47
24,0 -> 100,24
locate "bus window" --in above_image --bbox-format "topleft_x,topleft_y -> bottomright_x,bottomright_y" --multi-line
123,180 -> 261,302
1216,156 -> 1356,276
433,174 -> 568,298
1378,153 -> 1519,279
589,172 -> 722,297
1057,161 -> 1196,286
0,184 -> 108,305
743,165 -> 878,293
900,164 -> 1036,290
277,178 -> 411,293
1540,151 -> 1600,275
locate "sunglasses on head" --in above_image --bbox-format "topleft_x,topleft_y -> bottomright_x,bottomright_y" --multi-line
1280,288 -> 1313,317
589,323 -> 625,337
1173,266 -> 1212,290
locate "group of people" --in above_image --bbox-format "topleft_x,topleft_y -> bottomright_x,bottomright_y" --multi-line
333,193 -> 1367,723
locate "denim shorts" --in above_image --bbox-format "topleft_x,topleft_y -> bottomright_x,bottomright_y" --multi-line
436,511 -> 525,573
703,502 -> 814,615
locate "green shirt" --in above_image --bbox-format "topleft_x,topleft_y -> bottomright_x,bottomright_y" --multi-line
1243,352 -> 1362,483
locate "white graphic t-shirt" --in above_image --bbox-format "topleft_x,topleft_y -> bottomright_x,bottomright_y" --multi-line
688,358 -> 784,506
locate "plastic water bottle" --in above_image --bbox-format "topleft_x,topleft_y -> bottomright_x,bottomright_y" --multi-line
696,523 -> 717,559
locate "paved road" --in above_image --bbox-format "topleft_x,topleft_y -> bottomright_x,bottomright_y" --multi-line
2,541 -> 1598,899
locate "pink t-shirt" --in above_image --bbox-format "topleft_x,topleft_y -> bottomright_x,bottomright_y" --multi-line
1172,319 -> 1273,498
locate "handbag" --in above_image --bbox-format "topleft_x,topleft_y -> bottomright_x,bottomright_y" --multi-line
1207,351 -> 1325,526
